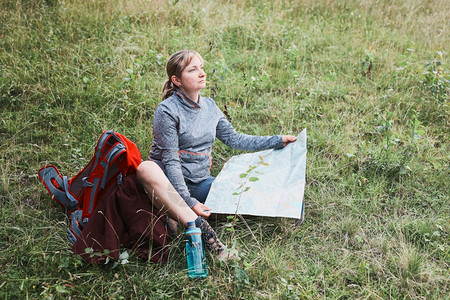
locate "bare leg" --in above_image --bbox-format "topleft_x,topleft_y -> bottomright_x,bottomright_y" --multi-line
136,161 -> 235,260
136,161 -> 197,227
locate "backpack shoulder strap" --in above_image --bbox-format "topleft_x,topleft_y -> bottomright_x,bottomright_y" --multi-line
38,166 -> 78,211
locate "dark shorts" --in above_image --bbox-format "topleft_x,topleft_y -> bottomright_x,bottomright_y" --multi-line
186,176 -> 215,204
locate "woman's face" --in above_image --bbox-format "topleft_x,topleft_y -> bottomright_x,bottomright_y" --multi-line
172,55 -> 206,97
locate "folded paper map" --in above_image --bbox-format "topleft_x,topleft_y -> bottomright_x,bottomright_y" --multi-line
205,129 -> 307,220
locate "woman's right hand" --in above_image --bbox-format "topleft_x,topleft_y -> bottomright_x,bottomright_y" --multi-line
192,202 -> 212,218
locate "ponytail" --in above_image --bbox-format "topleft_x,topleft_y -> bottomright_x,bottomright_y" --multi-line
162,79 -> 176,100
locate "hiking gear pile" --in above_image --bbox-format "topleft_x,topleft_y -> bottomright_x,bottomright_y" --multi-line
38,130 -> 169,263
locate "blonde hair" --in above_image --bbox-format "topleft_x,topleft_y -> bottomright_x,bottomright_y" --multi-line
162,50 -> 203,100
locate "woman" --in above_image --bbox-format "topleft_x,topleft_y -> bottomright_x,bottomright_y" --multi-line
137,50 -> 296,259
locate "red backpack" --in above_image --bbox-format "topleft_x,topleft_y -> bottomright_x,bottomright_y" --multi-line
38,130 -> 142,244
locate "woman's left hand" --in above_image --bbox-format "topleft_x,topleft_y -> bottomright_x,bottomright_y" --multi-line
282,135 -> 297,147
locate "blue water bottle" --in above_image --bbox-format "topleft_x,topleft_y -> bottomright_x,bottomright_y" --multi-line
185,221 -> 207,278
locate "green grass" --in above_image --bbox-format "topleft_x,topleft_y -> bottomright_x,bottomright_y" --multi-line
1,0 -> 448,298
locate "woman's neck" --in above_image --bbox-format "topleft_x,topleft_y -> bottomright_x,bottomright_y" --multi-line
180,89 -> 199,103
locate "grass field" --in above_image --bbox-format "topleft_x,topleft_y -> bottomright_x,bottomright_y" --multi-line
0,0 -> 448,298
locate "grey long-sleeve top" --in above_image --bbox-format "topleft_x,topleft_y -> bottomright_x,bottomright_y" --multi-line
149,89 -> 283,208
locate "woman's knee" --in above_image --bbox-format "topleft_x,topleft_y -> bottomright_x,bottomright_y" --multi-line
136,161 -> 162,184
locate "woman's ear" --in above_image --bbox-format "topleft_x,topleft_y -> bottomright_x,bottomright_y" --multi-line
171,75 -> 181,87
